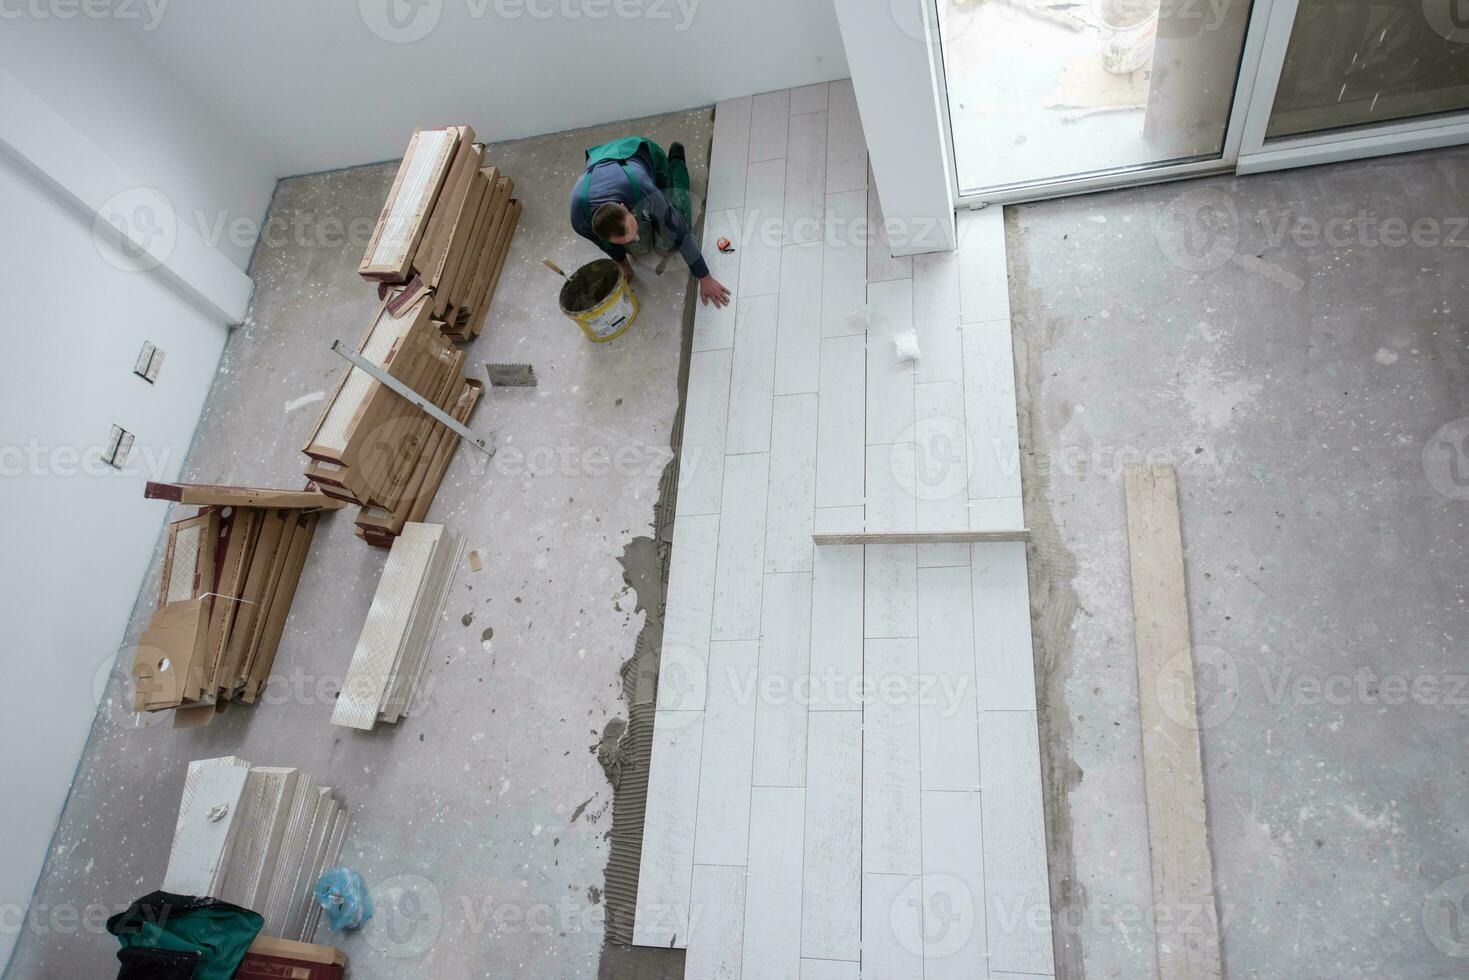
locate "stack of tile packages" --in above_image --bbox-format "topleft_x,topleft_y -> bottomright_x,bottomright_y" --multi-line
136,482 -> 341,727
301,292 -> 485,546
163,757 -> 348,943
331,522 -> 463,731
358,124 -> 523,342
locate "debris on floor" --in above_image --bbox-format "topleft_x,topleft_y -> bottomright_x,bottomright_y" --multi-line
162,757 -> 349,944
136,483 -> 333,725
332,522 -> 464,731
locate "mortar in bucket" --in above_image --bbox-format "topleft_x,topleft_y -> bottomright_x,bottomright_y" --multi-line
553,258 -> 640,343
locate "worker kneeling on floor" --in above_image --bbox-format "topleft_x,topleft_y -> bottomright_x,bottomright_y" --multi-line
570,135 -> 731,308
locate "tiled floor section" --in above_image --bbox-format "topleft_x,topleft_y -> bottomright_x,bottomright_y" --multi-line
635,82 -> 1054,978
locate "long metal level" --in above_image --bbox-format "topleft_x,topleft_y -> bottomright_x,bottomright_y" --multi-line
329,340 -> 494,457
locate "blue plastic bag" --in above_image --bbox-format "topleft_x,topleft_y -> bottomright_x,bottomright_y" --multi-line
314,868 -> 374,931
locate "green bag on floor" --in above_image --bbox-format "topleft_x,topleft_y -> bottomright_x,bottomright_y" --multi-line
107,891 -> 263,980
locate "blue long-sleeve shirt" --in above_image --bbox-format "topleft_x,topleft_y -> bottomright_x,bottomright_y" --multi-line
569,147 -> 710,280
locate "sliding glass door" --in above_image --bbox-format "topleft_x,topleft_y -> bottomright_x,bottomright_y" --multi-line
937,0 -> 1469,201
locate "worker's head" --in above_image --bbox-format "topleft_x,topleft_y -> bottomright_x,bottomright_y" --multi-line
592,203 -> 638,244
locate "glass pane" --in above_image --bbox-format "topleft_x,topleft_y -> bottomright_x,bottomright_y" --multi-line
940,0 -> 1254,195
1266,0 -> 1469,140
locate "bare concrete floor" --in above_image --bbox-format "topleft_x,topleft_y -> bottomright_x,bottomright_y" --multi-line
1012,146 -> 1469,979
8,109 -> 711,979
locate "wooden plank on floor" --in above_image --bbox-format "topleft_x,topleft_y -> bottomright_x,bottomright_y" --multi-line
912,248 -> 963,383
740,159 -> 786,298
866,278 -> 916,446
971,541 -> 1037,711
708,97 -> 753,212
774,242 -> 824,395
917,566 -> 979,791
960,319 -> 1021,504
825,79 -> 867,195
677,349 -> 732,516
801,710 -> 862,961
920,790 -> 990,980
742,786 -> 805,980
694,209 -> 743,352
957,206 -> 1009,324
634,712 -> 705,948
815,335 -> 866,510
711,453 -> 770,641
659,514 -> 721,712
1123,463 -> 1223,980
913,379 -> 969,533
685,863 -> 747,980
863,544 -> 917,639
978,709 -> 1054,975
862,637 -> 921,875
861,873 -> 924,980
765,394 -> 819,573
748,89 -> 791,163
693,640 -> 759,866
820,188 -> 868,339
809,543 -> 864,710
784,110 -> 827,247
752,571 -> 813,787
815,529 -> 1028,546
726,293 -> 779,455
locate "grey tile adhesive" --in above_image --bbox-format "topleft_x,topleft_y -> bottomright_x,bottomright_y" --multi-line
332,521 -> 464,730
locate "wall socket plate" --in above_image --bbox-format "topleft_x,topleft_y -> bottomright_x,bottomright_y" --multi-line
104,425 -> 134,469
134,342 -> 164,383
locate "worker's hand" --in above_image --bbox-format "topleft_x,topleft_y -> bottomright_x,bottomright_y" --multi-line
619,259 -> 635,283
698,275 -> 731,308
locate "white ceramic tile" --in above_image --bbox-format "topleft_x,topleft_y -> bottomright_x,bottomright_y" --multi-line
862,637 -> 921,875
916,542 -> 972,567
800,959 -> 859,980
659,514 -> 720,711
677,350 -> 732,516
694,640 -> 760,865
742,787 -> 805,980
960,319 -> 1021,502
825,79 -> 867,195
765,394 -> 819,573
865,278 -> 915,446
861,873 -> 924,980
968,495 -> 1026,531
863,543 -> 917,639
790,81 -> 830,115
685,864 -> 747,980
820,189 -> 869,339
748,90 -> 791,163
815,335 -> 866,509
784,111 -> 827,246
911,248 -> 963,383
979,710 -> 1055,975
917,565 -> 979,791
814,505 -> 865,535
920,790 -> 990,980
801,710 -> 862,960
726,293 -> 779,454
957,207 -> 1009,324
752,572 -> 813,787
913,380 -> 969,532
971,541 -> 1037,711
774,242 -> 824,395
711,453 -> 770,640
707,97 -> 752,211
808,544 -> 864,710
694,209 -> 743,352
635,712 -> 705,947
867,163 -> 913,283
740,159 -> 787,297
864,441 -> 916,534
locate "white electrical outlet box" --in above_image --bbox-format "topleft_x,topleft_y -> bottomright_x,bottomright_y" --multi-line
134,342 -> 164,383
104,425 -> 134,468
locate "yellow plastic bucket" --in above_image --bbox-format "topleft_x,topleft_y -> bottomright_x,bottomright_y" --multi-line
559,258 -> 639,343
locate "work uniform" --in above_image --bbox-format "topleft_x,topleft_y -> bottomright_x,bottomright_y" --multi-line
569,137 -> 709,279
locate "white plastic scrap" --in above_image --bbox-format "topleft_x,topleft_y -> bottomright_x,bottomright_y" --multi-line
893,330 -> 922,363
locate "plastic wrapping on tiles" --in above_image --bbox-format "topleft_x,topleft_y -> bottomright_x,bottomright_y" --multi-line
315,868 -> 374,931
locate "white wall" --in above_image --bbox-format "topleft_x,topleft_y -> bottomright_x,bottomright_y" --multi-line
0,16 -> 274,970
125,0 -> 849,176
